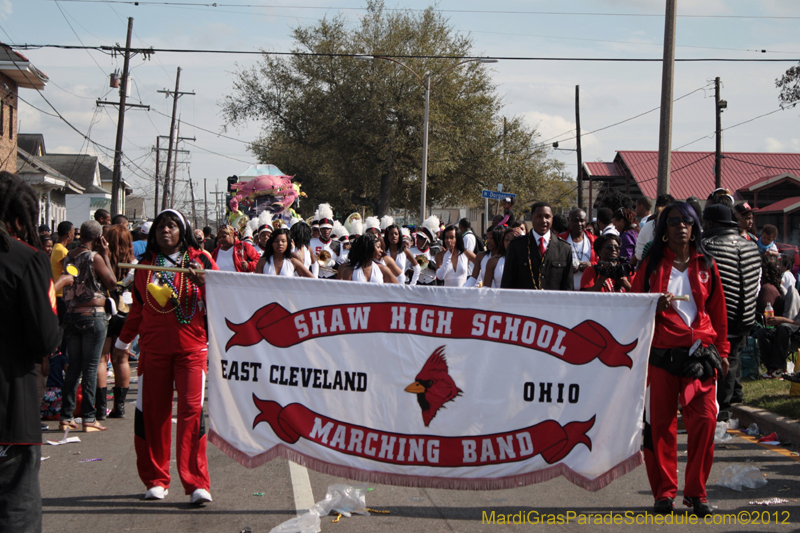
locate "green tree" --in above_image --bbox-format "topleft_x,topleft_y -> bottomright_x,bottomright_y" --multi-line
222,0 -> 573,218
776,64 -> 800,108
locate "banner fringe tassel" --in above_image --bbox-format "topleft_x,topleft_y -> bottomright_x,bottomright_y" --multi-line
209,430 -> 643,492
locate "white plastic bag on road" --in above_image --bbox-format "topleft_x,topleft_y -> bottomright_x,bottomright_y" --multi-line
269,485 -> 369,533
717,465 -> 768,491
714,421 -> 732,443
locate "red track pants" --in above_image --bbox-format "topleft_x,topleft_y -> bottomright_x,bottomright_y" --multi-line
134,349 -> 210,494
644,365 -> 717,501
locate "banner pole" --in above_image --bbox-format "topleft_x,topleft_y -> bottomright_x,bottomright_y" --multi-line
118,262 -> 202,274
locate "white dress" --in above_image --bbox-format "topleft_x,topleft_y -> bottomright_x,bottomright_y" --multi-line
262,255 -> 296,277
352,262 -> 384,283
390,249 -> 421,285
491,256 -> 506,288
295,245 -> 319,278
436,251 -> 469,287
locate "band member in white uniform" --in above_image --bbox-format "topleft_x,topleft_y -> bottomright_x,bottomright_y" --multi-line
482,227 -> 511,288
464,225 -> 502,287
384,223 -> 421,285
409,215 -> 439,285
256,228 -> 314,277
308,204 -> 338,277
253,211 -> 273,255
332,221 -> 350,264
290,220 -> 319,278
341,234 -> 398,284
435,225 -> 476,287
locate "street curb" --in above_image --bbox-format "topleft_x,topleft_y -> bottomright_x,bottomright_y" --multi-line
731,404 -> 800,445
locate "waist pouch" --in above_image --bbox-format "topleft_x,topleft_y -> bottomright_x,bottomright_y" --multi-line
650,345 -> 722,381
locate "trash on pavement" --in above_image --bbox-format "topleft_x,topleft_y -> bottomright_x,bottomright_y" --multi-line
726,418 -> 739,430
269,484 -> 369,533
744,423 -> 760,436
40,456 -> 50,462
714,421 -> 732,443
46,428 -> 81,446
80,458 -> 102,462
749,498 -> 788,505
758,432 -> 779,445
717,465 -> 768,491
252,493 -> 265,497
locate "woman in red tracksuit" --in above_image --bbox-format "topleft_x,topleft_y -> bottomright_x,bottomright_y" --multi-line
113,209 -> 218,505
211,225 -> 260,272
631,201 -> 729,518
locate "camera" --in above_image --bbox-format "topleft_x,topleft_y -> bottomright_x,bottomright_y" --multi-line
595,260 -> 633,281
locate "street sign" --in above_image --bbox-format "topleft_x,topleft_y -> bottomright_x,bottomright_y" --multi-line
481,190 -> 516,200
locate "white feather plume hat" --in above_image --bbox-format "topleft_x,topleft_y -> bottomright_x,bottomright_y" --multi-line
419,215 -> 440,242
257,210 -> 273,234
349,218 -> 364,237
364,216 -> 380,233
316,203 -> 334,228
379,215 -> 394,231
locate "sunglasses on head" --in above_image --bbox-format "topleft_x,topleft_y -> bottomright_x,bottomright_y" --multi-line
666,216 -> 695,227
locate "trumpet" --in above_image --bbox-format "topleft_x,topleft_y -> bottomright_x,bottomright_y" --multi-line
273,219 -> 283,229
416,255 -> 429,270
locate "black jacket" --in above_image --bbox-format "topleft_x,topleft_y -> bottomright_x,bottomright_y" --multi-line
501,232 -> 573,290
701,226 -> 761,336
0,230 -> 61,444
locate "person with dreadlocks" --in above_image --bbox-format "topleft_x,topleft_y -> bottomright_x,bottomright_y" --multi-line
0,172 -> 61,532
112,209 -> 217,505
631,201 -> 729,518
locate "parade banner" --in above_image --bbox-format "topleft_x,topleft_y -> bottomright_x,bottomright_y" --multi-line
206,272 -> 659,491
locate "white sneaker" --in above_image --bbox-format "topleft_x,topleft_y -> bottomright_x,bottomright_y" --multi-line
189,488 -> 212,504
144,486 -> 168,500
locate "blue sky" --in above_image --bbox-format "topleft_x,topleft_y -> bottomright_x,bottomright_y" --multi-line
6,0 -> 800,211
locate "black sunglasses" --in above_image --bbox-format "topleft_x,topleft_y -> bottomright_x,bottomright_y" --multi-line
666,217 -> 695,227
604,244 -> 621,251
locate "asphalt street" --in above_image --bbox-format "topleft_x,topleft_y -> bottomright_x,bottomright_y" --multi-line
40,367 -> 800,532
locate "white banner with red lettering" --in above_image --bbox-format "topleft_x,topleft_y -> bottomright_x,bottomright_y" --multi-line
206,271 -> 658,491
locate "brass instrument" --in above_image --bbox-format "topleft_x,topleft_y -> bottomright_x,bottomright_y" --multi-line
318,250 -> 332,264
272,219 -> 283,229
415,255 -> 429,270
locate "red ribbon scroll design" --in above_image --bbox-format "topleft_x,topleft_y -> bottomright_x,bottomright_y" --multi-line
226,302 -> 636,368
252,395 -> 595,467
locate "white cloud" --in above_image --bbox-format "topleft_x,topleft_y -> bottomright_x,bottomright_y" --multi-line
0,0 -> 12,19
764,137 -> 800,153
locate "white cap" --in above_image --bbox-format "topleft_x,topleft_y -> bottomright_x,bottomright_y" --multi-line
140,221 -> 152,235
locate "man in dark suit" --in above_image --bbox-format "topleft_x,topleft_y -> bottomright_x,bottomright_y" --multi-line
501,202 -> 573,290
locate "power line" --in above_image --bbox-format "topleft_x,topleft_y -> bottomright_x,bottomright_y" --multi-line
40,1 -> 800,20
10,43 -> 800,62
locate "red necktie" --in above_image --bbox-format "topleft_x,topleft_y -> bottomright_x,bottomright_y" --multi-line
538,237 -> 546,256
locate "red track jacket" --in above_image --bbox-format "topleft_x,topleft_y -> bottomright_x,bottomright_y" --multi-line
631,246 -> 730,358
119,248 -> 218,356
211,240 -> 260,273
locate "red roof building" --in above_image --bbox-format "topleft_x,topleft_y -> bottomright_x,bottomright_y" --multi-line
584,151 -> 800,241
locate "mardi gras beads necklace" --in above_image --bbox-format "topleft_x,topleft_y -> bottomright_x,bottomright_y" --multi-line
150,249 -> 200,324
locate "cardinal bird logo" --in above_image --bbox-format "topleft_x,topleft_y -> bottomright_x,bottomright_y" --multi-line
405,346 -> 462,427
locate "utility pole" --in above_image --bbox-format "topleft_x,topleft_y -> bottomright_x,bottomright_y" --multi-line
715,76 -> 723,189
111,17 -> 132,216
575,85 -> 584,211
656,0 -> 677,196
420,73 -> 431,220
170,119 -> 181,208
188,170 -> 197,228
203,178 -> 208,229
154,136 -> 160,215
158,68 -> 195,210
